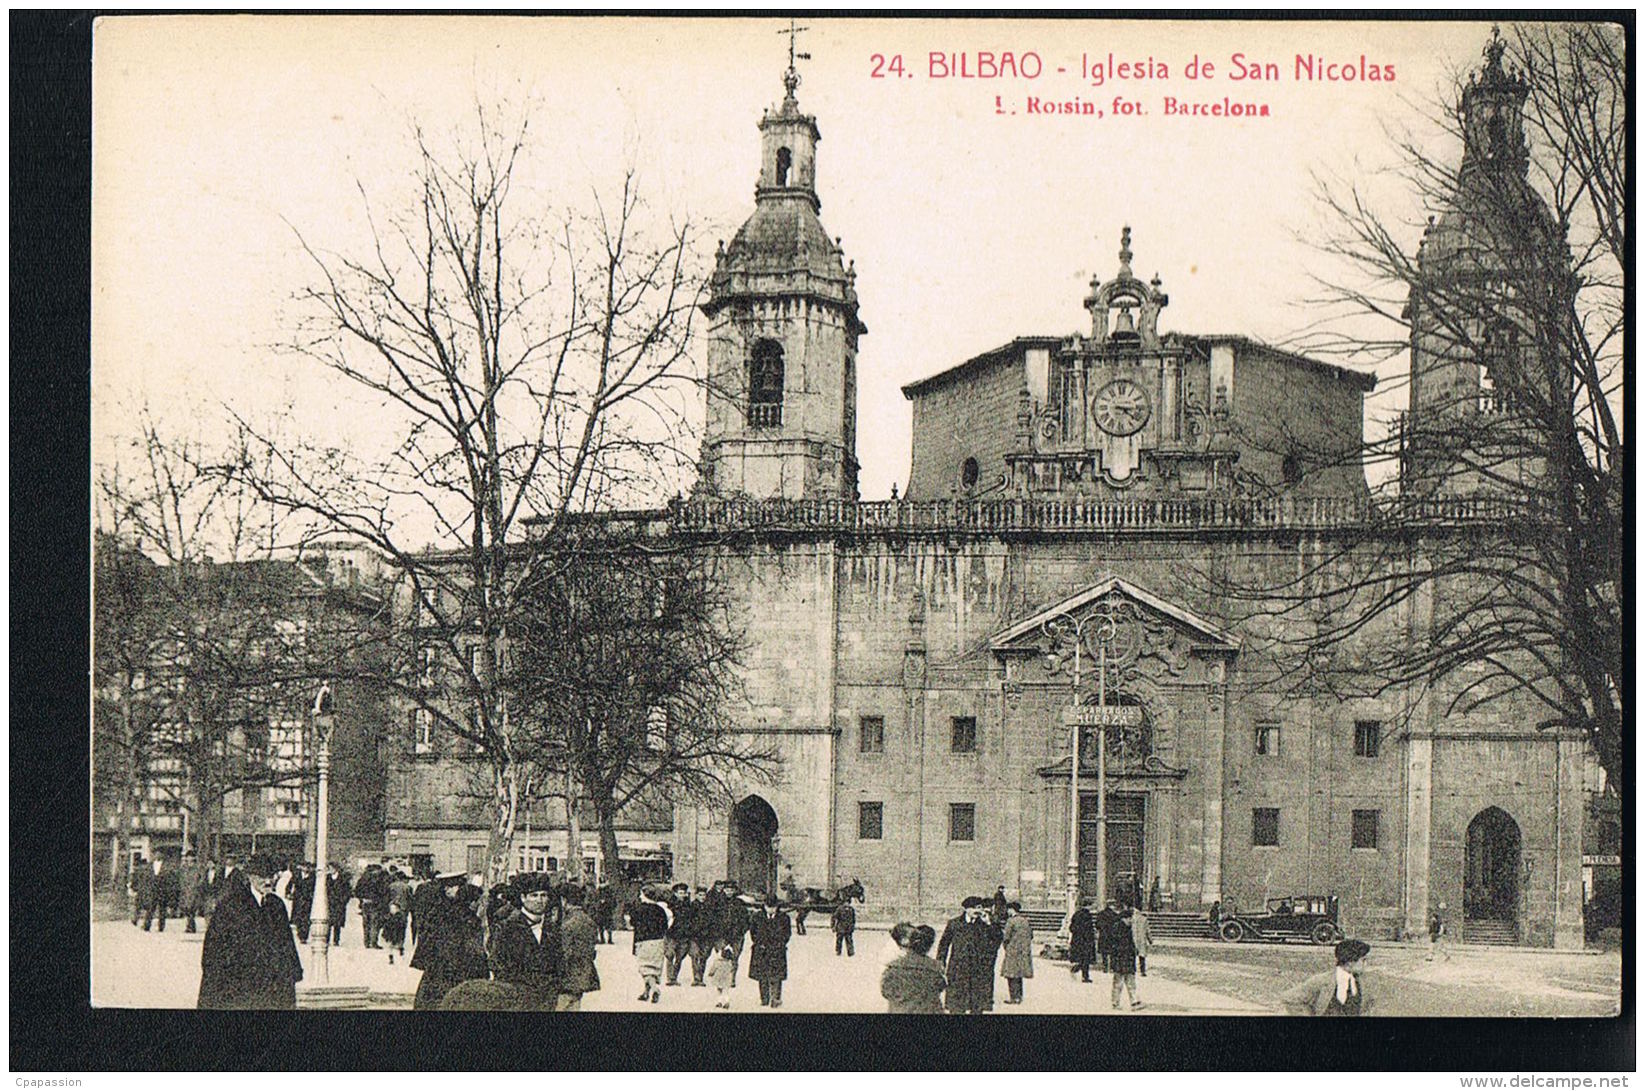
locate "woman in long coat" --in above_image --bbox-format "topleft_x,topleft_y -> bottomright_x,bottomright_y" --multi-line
999,902 -> 1034,1004
1068,903 -> 1097,983
747,894 -> 792,1008
411,877 -> 489,1010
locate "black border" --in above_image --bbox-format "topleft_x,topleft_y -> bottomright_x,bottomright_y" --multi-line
12,8 -> 1634,1073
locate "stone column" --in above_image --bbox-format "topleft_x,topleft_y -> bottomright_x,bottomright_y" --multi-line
1553,732 -> 1585,950
1403,735 -> 1434,940
1199,661 -> 1227,906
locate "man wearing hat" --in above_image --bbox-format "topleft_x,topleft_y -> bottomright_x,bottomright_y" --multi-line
1281,938 -> 1376,1016
198,854 -> 304,1009
937,896 -> 1005,1014
488,871 -> 563,1010
411,873 -> 489,1010
748,892 -> 793,1007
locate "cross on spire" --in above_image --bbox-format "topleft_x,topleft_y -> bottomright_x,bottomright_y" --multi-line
779,19 -> 811,100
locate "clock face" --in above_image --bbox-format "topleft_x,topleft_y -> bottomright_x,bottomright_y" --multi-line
1091,378 -> 1152,436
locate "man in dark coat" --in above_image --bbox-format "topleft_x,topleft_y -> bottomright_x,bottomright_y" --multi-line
176,851 -> 206,933
411,876 -> 489,1010
831,900 -> 857,957
1068,901 -> 1097,982
129,856 -> 152,926
1106,905 -> 1142,1010
289,863 -> 315,943
684,886 -> 715,985
748,893 -> 792,1007
489,872 -> 563,1010
355,864 -> 387,948
937,896 -> 1004,1014
715,888 -> 751,987
557,884 -> 601,1010
1093,900 -> 1121,973
592,882 -> 616,944
325,863 -> 352,946
663,882 -> 693,986
991,885 -> 1009,928
151,856 -> 180,931
198,854 -> 303,1009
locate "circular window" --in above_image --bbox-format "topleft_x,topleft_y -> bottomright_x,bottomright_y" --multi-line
961,457 -> 980,489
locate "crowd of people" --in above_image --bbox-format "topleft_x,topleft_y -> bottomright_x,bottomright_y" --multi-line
126,851 -> 1370,1014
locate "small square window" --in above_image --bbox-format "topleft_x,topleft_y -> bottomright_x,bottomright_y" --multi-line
1252,807 -> 1280,847
1255,721 -> 1281,756
1352,809 -> 1379,850
860,716 -> 885,754
1354,720 -> 1381,758
858,802 -> 883,841
950,716 -> 977,753
949,803 -> 976,843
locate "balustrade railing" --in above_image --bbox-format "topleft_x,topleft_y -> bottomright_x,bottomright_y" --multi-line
665,494 -> 1535,535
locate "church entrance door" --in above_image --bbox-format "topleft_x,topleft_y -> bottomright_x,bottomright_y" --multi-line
728,795 -> 778,895
1078,792 -> 1147,905
1464,806 -> 1521,922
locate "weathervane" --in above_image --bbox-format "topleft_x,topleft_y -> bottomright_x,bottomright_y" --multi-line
779,19 -> 811,99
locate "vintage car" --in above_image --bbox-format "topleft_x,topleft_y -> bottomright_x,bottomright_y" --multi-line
1216,894 -> 1342,945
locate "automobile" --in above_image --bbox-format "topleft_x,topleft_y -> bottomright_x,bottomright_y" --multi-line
1216,895 -> 1342,945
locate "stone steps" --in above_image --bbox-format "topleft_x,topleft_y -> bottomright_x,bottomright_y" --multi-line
1022,909 -> 1209,939
296,985 -> 373,1009
1462,920 -> 1519,945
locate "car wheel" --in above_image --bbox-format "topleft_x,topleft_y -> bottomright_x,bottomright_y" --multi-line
1311,922 -> 1340,945
1218,920 -> 1245,943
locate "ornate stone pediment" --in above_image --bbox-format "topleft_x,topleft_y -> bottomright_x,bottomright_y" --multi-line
988,575 -> 1238,676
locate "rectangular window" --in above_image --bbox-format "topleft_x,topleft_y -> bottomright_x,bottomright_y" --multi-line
1252,807 -> 1280,847
1354,720 -> 1381,758
859,715 -> 885,754
1254,720 -> 1281,756
950,716 -> 977,753
412,708 -> 435,754
949,803 -> 976,843
466,845 -> 487,875
1352,809 -> 1380,849
858,802 -> 883,841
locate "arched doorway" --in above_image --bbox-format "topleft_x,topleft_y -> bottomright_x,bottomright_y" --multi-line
728,795 -> 778,895
1464,806 -> 1522,922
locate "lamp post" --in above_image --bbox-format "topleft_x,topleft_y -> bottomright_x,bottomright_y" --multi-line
1045,600 -> 1130,917
308,681 -> 336,985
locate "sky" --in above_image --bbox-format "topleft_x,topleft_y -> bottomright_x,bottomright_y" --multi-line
92,15 -> 1517,512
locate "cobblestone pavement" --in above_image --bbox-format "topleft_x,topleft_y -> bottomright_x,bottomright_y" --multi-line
91,916 -> 1618,1017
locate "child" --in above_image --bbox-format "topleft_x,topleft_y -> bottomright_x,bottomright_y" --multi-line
707,942 -> 738,1009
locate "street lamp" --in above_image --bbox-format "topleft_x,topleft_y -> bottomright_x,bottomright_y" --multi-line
308,681 -> 336,985
1043,595 -> 1133,917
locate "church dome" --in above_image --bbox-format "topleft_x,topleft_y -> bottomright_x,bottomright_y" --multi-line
720,195 -> 847,281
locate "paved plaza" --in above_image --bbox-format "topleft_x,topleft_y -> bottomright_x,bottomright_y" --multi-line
91,912 -> 1619,1017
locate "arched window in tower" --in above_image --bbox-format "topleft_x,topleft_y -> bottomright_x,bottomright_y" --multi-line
748,339 -> 785,427
1481,320 -> 1520,413
961,457 -> 980,490
775,147 -> 792,186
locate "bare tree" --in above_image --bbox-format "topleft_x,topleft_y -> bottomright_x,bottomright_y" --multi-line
1216,24 -> 1624,794
232,104 -> 709,889
506,526 -> 777,885
93,415 -> 380,878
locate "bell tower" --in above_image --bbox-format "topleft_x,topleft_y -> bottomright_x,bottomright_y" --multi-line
1401,27 -> 1564,495
698,39 -> 865,501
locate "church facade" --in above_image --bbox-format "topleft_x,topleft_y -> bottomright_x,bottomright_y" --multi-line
665,49 -> 1586,949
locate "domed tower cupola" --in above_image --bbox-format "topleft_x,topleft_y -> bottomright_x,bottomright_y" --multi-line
1083,226 -> 1169,350
698,39 -> 867,502
1459,27 -> 1531,182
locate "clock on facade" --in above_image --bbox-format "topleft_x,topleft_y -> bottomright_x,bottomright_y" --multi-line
1091,378 -> 1152,436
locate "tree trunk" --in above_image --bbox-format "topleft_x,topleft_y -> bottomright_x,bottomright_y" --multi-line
594,798 -> 622,894
565,763 -> 582,881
